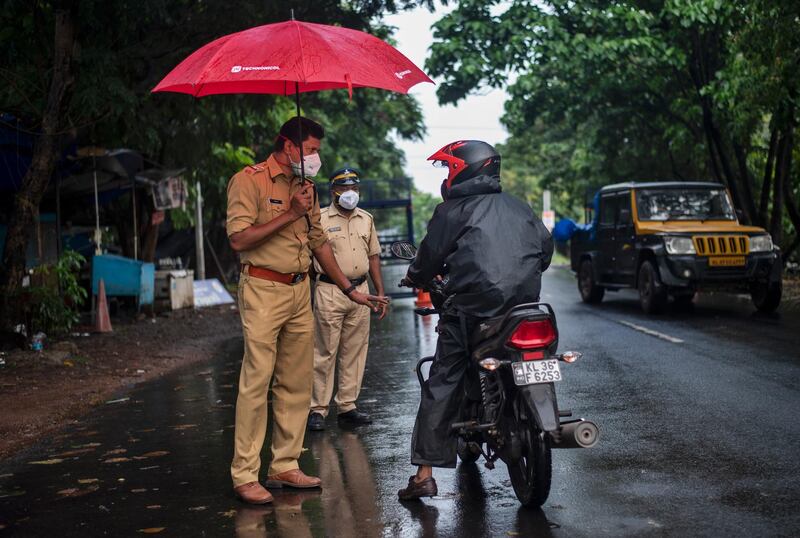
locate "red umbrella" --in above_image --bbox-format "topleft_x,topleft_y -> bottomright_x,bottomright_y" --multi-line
152,18 -> 432,177
152,20 -> 432,98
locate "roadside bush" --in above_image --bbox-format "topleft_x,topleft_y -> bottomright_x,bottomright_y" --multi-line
27,250 -> 88,338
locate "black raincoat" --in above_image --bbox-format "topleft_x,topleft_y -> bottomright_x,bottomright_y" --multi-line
408,174 -> 554,468
407,174 -> 554,318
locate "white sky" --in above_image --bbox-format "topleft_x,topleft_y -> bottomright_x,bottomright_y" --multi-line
383,6 -> 509,195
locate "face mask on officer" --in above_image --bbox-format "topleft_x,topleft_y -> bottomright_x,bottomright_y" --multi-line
290,152 -> 322,178
337,189 -> 360,210
283,136 -> 323,178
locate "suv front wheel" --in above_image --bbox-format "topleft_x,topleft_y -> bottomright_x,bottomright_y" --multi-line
578,259 -> 605,303
638,260 -> 668,314
751,281 -> 781,313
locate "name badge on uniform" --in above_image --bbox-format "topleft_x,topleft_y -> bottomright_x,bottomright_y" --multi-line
328,226 -> 341,232
269,198 -> 283,204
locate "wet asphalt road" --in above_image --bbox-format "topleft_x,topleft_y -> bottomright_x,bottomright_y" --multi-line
1,267 -> 799,537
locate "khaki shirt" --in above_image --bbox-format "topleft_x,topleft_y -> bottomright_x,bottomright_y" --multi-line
313,204 -> 381,279
226,154 -> 326,274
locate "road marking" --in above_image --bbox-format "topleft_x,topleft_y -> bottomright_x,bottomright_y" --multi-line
616,320 -> 684,344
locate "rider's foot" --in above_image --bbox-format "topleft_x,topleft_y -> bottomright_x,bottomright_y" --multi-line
398,475 -> 438,501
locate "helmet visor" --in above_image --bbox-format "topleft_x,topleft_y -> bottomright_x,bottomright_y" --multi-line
431,160 -> 449,168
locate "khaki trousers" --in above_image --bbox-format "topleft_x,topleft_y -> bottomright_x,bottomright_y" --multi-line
231,273 -> 313,487
310,281 -> 370,416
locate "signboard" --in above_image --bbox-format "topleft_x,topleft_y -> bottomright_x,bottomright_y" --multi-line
193,279 -> 234,307
542,210 -> 556,232
152,176 -> 187,210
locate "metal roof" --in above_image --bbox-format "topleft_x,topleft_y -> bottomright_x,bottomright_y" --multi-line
599,181 -> 724,193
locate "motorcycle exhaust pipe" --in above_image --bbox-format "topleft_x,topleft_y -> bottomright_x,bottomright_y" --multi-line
552,419 -> 599,449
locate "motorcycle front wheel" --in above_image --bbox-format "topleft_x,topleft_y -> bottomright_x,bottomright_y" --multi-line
507,416 -> 552,507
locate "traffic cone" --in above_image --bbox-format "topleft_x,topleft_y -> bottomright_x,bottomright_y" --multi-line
95,279 -> 112,333
414,288 -> 432,307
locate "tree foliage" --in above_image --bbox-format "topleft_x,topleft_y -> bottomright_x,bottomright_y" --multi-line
427,0 -> 800,260
0,0 -> 433,327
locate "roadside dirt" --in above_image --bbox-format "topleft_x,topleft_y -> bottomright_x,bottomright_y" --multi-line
0,305 -> 241,460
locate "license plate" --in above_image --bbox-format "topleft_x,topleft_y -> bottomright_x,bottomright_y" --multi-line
511,359 -> 562,386
709,256 -> 745,267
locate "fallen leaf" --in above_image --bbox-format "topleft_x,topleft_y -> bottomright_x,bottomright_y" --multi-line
105,397 -> 130,404
28,459 -> 64,465
140,451 -> 169,458
78,478 -> 99,484
131,488 -> 147,493
102,449 -> 127,456
57,485 -> 99,498
77,442 -> 102,448
63,360 -> 74,367
0,473 -> 13,478
0,489 -> 26,499
146,505 -> 162,510
172,424 -> 197,431
52,448 -> 96,458
137,528 -> 165,534
173,386 -> 184,391
218,510 -> 237,518
139,466 -> 160,471
138,428 -> 156,433
103,457 -> 131,463
188,506 -> 207,511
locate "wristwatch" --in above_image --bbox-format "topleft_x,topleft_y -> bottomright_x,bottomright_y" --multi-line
342,284 -> 357,296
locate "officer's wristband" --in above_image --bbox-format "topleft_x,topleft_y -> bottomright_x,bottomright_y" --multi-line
342,284 -> 357,296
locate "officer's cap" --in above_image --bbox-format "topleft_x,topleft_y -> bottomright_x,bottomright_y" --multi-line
329,166 -> 361,186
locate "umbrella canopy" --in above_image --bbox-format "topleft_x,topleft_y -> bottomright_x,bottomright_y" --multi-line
152,20 -> 432,98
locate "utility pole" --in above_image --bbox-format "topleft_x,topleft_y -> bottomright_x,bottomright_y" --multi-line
194,181 -> 206,280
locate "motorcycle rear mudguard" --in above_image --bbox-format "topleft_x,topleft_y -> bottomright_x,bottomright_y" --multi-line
517,383 -> 559,432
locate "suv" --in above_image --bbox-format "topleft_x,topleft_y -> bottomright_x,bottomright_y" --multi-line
570,182 -> 782,314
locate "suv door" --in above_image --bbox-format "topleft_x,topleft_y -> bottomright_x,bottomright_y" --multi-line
597,193 -> 620,280
614,191 -> 637,284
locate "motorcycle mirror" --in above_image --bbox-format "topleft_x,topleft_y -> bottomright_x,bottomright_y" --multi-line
390,241 -> 418,260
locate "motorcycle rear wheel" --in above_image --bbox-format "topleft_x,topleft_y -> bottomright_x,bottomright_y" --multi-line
507,420 -> 552,507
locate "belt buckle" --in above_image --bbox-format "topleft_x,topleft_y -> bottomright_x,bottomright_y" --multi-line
291,273 -> 304,285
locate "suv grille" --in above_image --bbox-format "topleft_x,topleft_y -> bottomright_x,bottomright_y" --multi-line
692,235 -> 749,256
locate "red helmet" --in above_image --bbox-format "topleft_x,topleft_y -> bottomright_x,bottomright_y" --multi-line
427,140 -> 501,189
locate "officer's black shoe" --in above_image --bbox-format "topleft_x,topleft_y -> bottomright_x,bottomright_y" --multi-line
307,412 -> 325,431
337,409 -> 372,425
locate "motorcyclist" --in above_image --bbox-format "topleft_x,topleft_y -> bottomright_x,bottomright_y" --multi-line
398,140 -> 554,501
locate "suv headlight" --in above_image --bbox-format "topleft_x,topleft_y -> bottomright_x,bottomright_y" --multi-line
749,234 -> 773,252
664,236 -> 696,255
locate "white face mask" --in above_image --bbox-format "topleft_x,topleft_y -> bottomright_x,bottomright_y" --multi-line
290,152 -> 322,178
338,189 -> 359,210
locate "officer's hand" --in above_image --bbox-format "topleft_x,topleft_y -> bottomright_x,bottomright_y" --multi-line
289,183 -> 314,220
349,290 -> 389,312
375,300 -> 389,321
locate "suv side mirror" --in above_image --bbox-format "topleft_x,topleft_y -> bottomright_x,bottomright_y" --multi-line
735,209 -> 745,222
618,208 -> 632,225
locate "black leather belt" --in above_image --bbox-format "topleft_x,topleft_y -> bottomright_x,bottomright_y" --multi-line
318,274 -> 367,286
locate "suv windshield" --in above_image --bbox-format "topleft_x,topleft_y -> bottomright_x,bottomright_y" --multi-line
635,188 -> 736,221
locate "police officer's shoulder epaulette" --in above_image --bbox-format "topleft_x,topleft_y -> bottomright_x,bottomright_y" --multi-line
357,207 -> 374,220
244,162 -> 266,175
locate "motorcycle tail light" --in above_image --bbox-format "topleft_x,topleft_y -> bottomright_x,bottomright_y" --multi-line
523,351 -> 544,361
507,319 -> 556,350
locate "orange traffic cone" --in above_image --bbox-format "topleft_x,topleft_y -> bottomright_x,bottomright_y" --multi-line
414,288 -> 432,307
95,279 -> 112,333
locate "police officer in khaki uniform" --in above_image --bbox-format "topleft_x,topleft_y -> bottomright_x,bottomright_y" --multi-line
227,117 -> 388,505
307,167 -> 387,431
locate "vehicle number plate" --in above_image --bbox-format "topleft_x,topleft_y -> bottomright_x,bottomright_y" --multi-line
511,359 -> 562,386
709,256 -> 745,267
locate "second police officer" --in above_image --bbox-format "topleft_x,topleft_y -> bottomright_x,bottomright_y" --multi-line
308,167 -> 388,430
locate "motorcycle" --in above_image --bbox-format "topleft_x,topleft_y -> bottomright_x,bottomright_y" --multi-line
391,241 -> 599,507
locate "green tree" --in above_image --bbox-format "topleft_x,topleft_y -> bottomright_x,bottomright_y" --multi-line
426,0 -> 800,259
0,0 -> 433,328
